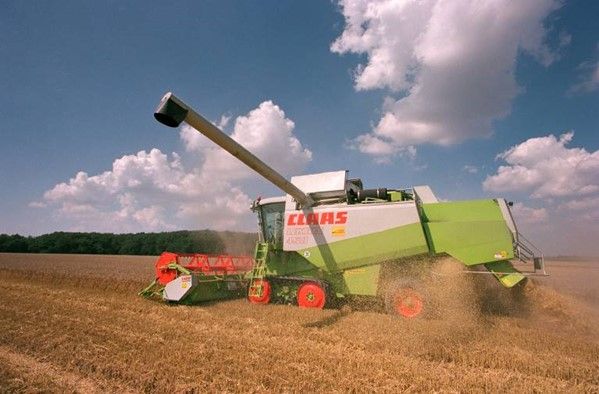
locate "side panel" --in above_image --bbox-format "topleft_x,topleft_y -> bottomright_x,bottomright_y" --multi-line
420,200 -> 515,265
272,202 -> 428,294
163,275 -> 196,302
286,222 -> 429,274
283,202 -> 422,251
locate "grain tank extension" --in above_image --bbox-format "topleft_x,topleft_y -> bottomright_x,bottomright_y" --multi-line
143,92 -> 547,318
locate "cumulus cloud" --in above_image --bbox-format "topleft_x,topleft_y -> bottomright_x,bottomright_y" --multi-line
559,196 -> 599,212
348,133 -> 416,163
185,101 -> 312,181
484,132 -> 599,255
568,42 -> 599,94
569,61 -> 599,94
510,202 -> 547,224
483,132 -> 599,198
33,101 -> 311,232
36,149 -> 248,232
332,0 -> 561,159
462,165 -> 478,174
558,197 -> 599,222
216,114 -> 231,130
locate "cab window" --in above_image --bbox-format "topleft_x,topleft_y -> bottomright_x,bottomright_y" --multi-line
259,202 -> 284,249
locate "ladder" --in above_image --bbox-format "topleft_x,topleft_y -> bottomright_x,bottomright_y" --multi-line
248,242 -> 269,297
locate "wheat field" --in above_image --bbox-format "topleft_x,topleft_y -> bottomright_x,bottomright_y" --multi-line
0,253 -> 597,393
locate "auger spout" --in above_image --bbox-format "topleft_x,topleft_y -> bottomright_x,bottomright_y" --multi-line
154,92 -> 314,208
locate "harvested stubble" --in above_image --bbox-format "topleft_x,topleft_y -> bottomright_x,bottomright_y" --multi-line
0,253 -> 598,393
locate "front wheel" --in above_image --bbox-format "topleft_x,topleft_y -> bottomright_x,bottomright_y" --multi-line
248,279 -> 271,304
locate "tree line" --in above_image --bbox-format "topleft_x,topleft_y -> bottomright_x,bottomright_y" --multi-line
0,230 -> 257,256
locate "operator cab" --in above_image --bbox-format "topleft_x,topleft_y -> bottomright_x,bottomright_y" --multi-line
252,196 -> 285,250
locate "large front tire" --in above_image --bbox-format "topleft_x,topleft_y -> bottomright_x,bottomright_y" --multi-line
248,279 -> 271,304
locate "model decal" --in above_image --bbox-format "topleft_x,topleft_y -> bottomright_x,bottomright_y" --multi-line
332,226 -> 346,236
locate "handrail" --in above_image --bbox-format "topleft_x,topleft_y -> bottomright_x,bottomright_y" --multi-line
517,232 -> 543,255
512,230 -> 547,275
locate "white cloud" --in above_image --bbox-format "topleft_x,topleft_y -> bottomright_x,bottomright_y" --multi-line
568,42 -> 599,94
558,197 -> 599,222
180,124 -> 214,153
559,196 -> 599,212
332,0 -> 561,159
182,100 -> 312,180
33,101 -> 311,232
462,165 -> 478,174
348,133 -> 416,164
483,132 -> 599,198
483,133 -> 599,256
510,202 -> 547,224
216,114 -> 231,130
34,149 -> 225,232
569,60 -> 599,94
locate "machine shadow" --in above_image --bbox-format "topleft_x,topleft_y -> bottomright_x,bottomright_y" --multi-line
302,307 -> 352,328
303,207 -> 340,274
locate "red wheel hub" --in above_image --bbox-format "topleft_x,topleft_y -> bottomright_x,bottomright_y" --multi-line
248,279 -> 271,304
393,289 -> 423,318
297,282 -> 326,309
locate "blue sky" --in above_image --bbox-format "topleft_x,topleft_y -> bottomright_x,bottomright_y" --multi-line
1,1 -> 598,255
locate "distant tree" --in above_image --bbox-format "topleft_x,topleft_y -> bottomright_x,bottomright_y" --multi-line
0,234 -> 28,252
0,229 -> 257,256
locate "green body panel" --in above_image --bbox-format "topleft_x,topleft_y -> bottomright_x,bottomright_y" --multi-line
262,223 -> 428,296
264,250 -> 320,277
340,264 -> 382,296
270,223 -> 428,275
420,200 -> 515,266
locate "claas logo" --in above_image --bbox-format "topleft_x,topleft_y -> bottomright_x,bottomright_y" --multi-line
287,211 -> 347,226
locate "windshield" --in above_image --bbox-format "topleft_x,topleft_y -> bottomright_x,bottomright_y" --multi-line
259,202 -> 284,249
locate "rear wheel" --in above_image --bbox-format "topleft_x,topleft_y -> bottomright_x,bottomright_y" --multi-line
297,282 -> 326,309
248,279 -> 271,304
385,280 -> 426,318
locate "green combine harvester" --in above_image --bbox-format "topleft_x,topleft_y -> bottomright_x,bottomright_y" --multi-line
141,92 -> 547,318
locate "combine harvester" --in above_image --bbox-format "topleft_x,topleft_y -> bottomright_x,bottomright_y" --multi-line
142,92 -> 547,317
